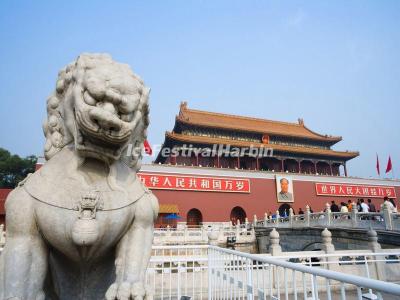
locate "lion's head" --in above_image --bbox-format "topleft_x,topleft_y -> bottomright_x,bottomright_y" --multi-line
43,53 -> 149,170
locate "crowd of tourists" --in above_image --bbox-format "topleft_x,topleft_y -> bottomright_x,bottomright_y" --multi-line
296,196 -> 397,216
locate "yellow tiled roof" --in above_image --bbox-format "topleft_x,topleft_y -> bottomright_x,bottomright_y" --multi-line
177,102 -> 342,142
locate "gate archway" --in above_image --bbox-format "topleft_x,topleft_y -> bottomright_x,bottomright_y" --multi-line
186,208 -> 203,227
278,203 -> 291,217
230,206 -> 246,225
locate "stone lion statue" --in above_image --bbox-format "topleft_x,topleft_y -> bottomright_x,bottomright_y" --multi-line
0,53 -> 159,300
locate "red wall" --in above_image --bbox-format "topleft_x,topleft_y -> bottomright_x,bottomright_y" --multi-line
151,177 -> 399,222
1,165 -> 398,225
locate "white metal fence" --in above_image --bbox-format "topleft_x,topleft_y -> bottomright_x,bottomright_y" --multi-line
208,246 -> 400,300
1,243 -> 400,299
147,245 -> 400,299
148,245 -> 209,299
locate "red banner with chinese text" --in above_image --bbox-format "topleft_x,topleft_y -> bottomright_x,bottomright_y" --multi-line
137,173 -> 250,193
315,183 -> 396,198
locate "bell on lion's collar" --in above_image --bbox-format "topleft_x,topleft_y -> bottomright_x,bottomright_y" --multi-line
71,192 -> 103,246
71,210 -> 100,246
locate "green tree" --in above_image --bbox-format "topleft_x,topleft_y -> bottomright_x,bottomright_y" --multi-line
0,148 -> 37,188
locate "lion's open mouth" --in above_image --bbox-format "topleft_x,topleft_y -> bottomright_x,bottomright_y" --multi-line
76,128 -> 127,161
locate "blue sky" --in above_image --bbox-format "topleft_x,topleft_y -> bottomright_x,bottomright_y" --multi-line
0,0 -> 399,178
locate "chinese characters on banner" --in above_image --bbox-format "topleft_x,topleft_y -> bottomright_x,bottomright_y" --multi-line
315,183 -> 397,198
137,173 -> 250,193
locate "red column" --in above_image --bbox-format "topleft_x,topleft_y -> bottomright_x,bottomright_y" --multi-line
329,163 -> 333,176
298,160 -> 301,173
195,153 -> 199,166
256,157 -> 260,170
344,163 -> 348,177
281,159 -> 285,172
216,154 -> 220,168
314,161 -> 317,174
237,156 -> 240,169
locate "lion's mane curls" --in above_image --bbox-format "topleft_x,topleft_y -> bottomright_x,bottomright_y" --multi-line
43,53 -> 150,171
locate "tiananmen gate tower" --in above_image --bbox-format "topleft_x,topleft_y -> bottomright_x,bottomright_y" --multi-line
155,102 -> 359,176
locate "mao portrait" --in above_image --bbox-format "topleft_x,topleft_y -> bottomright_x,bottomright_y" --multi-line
276,176 -> 294,202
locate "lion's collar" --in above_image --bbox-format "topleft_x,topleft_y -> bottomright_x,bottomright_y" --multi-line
23,147 -> 149,211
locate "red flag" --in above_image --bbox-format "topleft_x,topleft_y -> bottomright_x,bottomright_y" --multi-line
376,154 -> 380,176
144,139 -> 152,155
386,156 -> 392,173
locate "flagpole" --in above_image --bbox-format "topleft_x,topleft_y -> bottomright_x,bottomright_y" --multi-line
376,153 -> 381,179
389,155 -> 394,180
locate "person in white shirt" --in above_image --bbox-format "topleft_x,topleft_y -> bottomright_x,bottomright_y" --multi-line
340,202 -> 349,213
382,197 -> 397,213
360,199 -> 369,213
340,202 -> 349,219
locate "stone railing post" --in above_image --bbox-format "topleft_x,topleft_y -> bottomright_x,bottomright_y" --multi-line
236,219 -> 241,240
351,202 -> 358,228
321,228 -> 335,253
269,228 -> 282,289
264,213 -> 269,227
201,226 -> 206,242
325,203 -> 331,227
305,205 -> 311,227
367,229 -> 386,281
165,225 -> 172,244
218,227 -> 224,243
289,208 -> 294,228
184,226 -> 188,243
382,202 -> 393,230
245,217 -> 249,229
253,214 -> 258,227
269,228 -> 282,256
207,230 -> 219,246
321,228 -> 336,269
250,227 -> 256,243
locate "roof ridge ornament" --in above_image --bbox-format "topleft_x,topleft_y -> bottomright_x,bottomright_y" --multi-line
180,101 -> 188,110
179,101 -> 189,120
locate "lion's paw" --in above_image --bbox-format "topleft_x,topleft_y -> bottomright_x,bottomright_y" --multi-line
105,282 -> 153,300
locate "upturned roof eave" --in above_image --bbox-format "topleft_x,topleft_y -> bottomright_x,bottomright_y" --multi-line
163,132 -> 359,160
